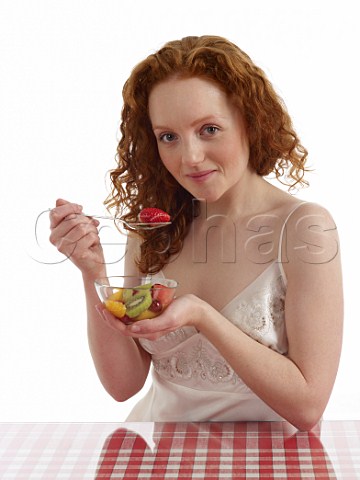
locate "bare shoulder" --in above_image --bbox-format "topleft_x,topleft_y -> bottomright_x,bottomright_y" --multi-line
280,200 -> 339,264
265,185 -> 335,222
282,199 -> 337,224
264,185 -> 339,249
278,199 -> 342,294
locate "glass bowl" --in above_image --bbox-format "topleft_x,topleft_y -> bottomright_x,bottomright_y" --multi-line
94,276 -> 178,324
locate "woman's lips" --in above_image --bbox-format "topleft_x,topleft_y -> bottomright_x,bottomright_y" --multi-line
186,170 -> 217,183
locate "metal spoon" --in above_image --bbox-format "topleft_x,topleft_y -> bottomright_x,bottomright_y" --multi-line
85,214 -> 171,230
45,207 -> 171,231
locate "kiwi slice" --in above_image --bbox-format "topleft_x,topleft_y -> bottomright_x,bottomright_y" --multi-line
122,288 -> 134,303
122,282 -> 152,303
138,282 -> 153,289
125,290 -> 152,318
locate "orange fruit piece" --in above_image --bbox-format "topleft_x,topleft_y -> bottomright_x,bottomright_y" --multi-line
104,300 -> 126,318
108,289 -> 124,302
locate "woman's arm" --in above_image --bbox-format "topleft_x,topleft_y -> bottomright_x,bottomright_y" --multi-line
84,271 -> 151,402
50,199 -> 151,401
199,204 -> 343,430
85,232 -> 152,401
121,203 -> 343,430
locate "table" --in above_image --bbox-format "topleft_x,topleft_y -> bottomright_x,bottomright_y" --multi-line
1,421 -> 359,479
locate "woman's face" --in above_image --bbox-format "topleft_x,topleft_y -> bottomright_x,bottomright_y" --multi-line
148,76 -> 251,203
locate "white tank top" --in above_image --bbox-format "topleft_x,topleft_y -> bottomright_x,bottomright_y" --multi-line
126,203 -> 305,422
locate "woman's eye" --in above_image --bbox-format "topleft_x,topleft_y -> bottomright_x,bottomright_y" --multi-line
202,125 -> 219,135
159,133 -> 176,143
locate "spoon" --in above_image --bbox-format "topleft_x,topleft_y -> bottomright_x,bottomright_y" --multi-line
85,213 -> 171,231
45,207 -> 171,231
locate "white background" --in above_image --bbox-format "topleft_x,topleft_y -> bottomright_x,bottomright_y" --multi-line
1,0 -> 359,421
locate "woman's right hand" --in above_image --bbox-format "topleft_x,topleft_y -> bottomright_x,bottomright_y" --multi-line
49,198 -> 106,278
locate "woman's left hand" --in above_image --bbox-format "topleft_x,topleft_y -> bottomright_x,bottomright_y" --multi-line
121,294 -> 208,340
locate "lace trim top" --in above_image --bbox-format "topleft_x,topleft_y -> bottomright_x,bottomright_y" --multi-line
126,202 -> 306,421
139,260 -> 286,392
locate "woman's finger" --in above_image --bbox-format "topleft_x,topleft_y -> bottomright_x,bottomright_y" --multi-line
50,213 -> 97,247
49,200 -> 83,228
56,229 -> 101,259
96,305 -> 130,333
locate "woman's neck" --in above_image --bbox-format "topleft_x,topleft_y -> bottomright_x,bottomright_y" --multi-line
198,172 -> 274,222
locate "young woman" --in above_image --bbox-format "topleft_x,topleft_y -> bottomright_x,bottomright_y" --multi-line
49,36 -> 343,430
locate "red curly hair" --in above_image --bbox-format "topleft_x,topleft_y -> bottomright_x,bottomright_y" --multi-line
105,35 -> 309,274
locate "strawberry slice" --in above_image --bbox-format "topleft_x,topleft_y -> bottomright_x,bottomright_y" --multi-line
138,208 -> 170,223
152,283 -> 175,308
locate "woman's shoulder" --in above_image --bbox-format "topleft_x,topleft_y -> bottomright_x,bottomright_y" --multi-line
276,197 -> 340,273
276,197 -> 337,232
264,184 -> 335,225
261,185 -> 339,261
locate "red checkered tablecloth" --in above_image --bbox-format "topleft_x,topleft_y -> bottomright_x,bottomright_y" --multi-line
1,421 -> 359,479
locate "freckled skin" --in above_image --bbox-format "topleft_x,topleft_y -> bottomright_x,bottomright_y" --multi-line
149,76 -> 252,204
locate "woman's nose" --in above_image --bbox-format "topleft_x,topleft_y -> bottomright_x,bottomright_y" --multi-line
181,139 -> 205,166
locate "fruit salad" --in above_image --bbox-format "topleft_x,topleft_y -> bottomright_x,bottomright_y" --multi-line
104,281 -> 175,324
138,208 -> 171,223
